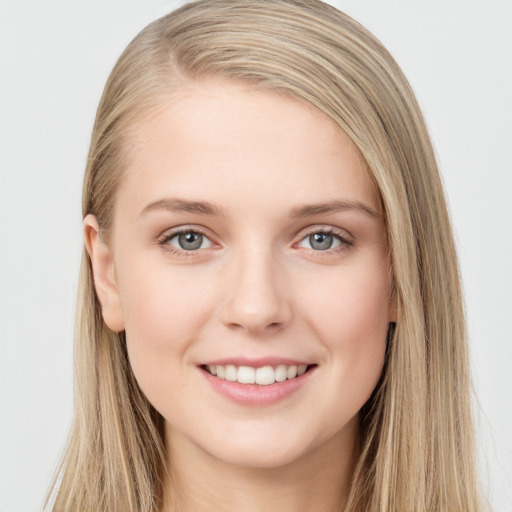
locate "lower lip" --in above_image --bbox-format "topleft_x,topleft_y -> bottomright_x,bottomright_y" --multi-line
199,366 -> 316,406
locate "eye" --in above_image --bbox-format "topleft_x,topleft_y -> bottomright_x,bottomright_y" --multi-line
164,230 -> 213,251
297,230 -> 350,251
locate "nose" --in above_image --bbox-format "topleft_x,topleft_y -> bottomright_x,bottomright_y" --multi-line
220,247 -> 292,334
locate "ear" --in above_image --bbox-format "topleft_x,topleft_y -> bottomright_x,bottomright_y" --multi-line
83,214 -> 125,332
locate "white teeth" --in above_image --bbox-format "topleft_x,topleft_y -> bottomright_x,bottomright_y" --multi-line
205,363 -> 311,384
237,366 -> 255,384
275,365 -> 287,382
256,366 -> 275,386
225,364 -> 237,382
286,365 -> 298,379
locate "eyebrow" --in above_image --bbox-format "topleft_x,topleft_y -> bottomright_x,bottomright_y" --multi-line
139,197 -> 379,219
289,200 -> 380,218
139,198 -> 226,217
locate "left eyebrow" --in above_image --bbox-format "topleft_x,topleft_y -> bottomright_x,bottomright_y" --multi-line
289,200 -> 380,218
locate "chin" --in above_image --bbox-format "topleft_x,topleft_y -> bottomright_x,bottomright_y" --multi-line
197,420 -> 351,471
209,440 -> 311,470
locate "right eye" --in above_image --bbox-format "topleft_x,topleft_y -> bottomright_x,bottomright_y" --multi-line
161,230 -> 214,252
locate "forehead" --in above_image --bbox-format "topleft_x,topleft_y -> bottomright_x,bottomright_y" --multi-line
117,79 -> 379,218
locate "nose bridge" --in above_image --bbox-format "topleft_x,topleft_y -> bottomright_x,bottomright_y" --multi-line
221,241 -> 290,333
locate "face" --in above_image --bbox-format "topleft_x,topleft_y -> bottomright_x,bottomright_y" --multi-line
86,80 -> 393,469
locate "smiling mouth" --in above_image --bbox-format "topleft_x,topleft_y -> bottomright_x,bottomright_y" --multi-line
201,364 -> 316,385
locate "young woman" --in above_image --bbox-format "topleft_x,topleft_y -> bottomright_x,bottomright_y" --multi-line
47,1 -> 485,510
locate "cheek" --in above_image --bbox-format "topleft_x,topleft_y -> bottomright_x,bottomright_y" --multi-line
302,255 -> 391,339
299,258 -> 391,397
116,264 -> 214,397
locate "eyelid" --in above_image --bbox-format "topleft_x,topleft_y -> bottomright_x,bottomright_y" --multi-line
294,225 -> 354,252
155,224 -> 353,258
158,224 -> 213,240
157,225 -> 219,256
296,224 -> 353,242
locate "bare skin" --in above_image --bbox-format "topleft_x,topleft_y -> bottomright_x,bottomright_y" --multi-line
164,420 -> 358,512
85,79 -> 393,512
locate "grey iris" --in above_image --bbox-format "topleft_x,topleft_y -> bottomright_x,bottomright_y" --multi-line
179,232 -> 203,250
309,233 -> 333,250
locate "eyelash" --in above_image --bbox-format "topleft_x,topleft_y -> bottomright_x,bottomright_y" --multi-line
157,226 -> 353,257
157,226 -> 212,258
296,227 -> 353,254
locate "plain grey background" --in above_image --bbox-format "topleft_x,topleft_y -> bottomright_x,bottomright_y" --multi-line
1,1 -> 511,511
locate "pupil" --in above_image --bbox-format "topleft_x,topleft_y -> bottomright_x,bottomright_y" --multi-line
310,233 -> 332,250
179,232 -> 203,250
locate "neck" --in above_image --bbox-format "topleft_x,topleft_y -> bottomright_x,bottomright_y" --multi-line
162,419 -> 359,512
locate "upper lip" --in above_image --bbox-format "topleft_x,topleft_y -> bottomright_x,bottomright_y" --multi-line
200,357 -> 314,367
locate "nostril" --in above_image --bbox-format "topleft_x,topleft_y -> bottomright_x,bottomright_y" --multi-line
224,319 -> 285,333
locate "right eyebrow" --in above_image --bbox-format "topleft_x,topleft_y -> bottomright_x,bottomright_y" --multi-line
138,198 -> 226,218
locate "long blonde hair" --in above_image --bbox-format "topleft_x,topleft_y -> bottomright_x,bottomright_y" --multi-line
47,1 -> 483,510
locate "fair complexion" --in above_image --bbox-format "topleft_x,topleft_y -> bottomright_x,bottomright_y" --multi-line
85,80 -> 394,512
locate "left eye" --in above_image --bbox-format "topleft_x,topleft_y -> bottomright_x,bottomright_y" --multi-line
167,231 -> 213,251
298,232 -> 343,251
